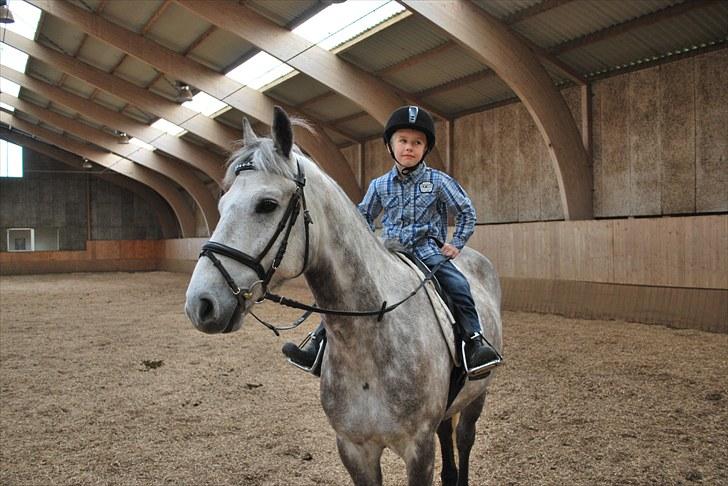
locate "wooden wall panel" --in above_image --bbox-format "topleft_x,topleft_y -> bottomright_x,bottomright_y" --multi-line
339,144 -> 361,188
595,75 -> 631,216
629,67 -> 662,215
455,109 -> 499,222
362,138 -> 391,189
516,104 -> 541,221
660,61 -> 696,213
695,49 -> 728,213
470,215 -> 727,290
495,104 -> 519,222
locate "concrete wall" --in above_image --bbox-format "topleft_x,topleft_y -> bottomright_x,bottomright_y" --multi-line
0,149 -> 162,251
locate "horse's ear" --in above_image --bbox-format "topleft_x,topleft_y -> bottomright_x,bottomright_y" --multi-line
272,106 -> 293,158
242,117 -> 258,145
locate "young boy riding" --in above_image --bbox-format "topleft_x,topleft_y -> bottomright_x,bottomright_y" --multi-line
283,105 -> 502,377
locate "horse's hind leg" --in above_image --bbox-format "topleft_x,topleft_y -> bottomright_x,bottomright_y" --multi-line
437,417 -> 458,486
456,392 -> 487,486
336,437 -> 383,486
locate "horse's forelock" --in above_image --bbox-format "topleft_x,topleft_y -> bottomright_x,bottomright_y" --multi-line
223,138 -> 306,190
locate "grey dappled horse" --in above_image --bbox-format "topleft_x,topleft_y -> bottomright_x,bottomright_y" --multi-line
185,107 -> 503,486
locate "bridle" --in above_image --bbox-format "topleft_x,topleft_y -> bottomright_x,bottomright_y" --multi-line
199,158 -> 311,332
198,156 -> 448,335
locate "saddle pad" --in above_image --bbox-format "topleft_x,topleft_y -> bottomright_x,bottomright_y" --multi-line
397,253 -> 461,367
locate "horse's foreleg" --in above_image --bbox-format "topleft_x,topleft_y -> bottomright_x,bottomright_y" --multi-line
456,392 -> 487,486
402,432 -> 436,486
437,417 -> 458,486
336,437 -> 383,486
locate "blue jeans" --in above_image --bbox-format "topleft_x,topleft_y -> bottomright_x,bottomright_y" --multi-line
422,254 -> 482,337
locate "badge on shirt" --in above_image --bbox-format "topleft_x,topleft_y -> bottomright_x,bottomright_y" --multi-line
419,181 -> 433,193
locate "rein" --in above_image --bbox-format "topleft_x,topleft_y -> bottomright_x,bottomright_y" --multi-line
198,158 -> 448,335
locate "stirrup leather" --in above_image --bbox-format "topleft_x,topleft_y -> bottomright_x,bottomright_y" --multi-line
461,333 -> 503,380
287,332 -> 325,376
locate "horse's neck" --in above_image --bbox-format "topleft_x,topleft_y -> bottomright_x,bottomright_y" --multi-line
303,173 -> 401,314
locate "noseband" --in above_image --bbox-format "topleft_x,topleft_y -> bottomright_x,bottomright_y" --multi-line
199,159 -> 311,331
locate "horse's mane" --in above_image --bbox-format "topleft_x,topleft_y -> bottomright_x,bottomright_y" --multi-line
222,119 -> 396,258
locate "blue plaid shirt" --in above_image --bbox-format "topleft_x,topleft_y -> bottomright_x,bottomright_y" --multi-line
357,163 -> 476,260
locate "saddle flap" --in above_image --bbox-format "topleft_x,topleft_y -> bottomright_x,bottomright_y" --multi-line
396,253 -> 461,367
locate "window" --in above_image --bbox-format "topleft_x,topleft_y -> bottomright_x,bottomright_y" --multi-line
7,228 -> 34,252
0,139 -> 23,177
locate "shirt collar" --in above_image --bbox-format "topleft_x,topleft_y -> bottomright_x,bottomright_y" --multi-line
391,161 -> 427,182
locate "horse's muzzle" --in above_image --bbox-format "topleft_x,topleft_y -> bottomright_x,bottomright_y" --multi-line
184,291 -> 242,334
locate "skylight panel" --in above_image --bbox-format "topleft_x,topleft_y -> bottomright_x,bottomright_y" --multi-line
1,139 -> 23,178
293,0 -> 405,51
0,42 -> 29,73
129,137 -> 155,151
5,0 -> 42,41
0,77 -> 21,97
0,101 -> 15,112
183,91 -> 229,117
222,0 -> 404,91
151,118 -> 186,137
226,52 -> 295,90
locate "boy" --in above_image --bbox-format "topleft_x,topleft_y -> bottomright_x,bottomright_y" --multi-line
283,106 -> 501,376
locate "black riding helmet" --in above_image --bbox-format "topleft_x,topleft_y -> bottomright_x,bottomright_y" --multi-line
383,105 -> 435,166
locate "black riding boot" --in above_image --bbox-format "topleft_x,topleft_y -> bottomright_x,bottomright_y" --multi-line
282,322 -> 326,376
462,332 -> 502,379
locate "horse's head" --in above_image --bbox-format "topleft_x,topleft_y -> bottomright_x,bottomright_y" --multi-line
185,107 -> 313,334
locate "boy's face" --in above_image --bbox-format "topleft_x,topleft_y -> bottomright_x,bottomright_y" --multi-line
391,128 -> 428,169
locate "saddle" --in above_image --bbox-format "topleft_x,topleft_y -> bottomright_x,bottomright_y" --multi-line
397,252 -> 469,407
396,252 -> 461,366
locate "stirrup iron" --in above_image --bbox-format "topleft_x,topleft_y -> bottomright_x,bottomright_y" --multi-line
287,332 -> 325,376
461,334 -> 503,380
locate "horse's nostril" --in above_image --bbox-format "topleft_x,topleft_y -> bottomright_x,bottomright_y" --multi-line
198,297 -> 215,322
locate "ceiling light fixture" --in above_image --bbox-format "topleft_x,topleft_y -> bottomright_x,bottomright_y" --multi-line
0,0 -> 15,24
175,82 -> 194,103
82,158 -> 93,169
116,131 -> 130,144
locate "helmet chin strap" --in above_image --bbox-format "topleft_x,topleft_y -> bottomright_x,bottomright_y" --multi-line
386,144 -> 425,176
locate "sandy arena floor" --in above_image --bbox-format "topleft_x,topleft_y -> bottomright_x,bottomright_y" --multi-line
1,271 -> 726,485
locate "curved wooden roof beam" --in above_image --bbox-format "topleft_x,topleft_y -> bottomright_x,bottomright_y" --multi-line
3,32 -> 226,186
2,94 -> 219,235
1,113 -> 197,236
0,127 -> 180,238
173,0 -> 447,172
402,0 -> 592,220
27,0 -> 362,200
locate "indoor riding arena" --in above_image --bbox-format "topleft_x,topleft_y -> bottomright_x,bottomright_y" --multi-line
1,1 -> 726,486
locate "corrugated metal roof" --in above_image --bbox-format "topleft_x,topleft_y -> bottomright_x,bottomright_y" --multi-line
76,36 -> 125,72
339,16 -> 449,73
384,47 -> 486,94
26,60 -> 63,85
146,3 -> 213,54
114,57 -> 159,87
512,0 -> 683,48
247,0 -> 320,28
92,90 -> 129,113
36,15 -> 85,55
265,73 -> 331,106
99,0 -> 165,33
187,30 -> 254,73
472,0 -> 543,20
301,93 -> 361,123
5,0 -> 726,160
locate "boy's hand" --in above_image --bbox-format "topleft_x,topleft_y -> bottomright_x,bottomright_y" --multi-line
441,243 -> 460,258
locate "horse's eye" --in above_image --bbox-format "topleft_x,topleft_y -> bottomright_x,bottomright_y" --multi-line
255,198 -> 279,214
